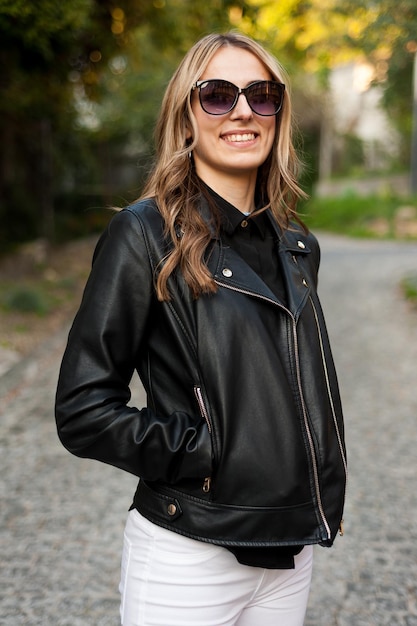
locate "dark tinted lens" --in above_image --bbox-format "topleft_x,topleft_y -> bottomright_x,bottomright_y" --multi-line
199,81 -> 237,115
246,82 -> 284,115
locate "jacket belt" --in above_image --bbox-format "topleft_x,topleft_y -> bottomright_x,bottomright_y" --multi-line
133,479 -> 329,547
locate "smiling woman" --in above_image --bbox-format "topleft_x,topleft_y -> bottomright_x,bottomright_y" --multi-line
188,46 -> 277,197
55,32 -> 346,626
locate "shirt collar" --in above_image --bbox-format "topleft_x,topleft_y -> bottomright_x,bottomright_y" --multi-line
202,182 -> 267,239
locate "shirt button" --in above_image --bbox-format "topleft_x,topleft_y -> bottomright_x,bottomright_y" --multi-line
241,220 -> 249,228
222,268 -> 233,278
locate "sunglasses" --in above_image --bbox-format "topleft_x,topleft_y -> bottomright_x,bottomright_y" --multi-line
192,79 -> 285,116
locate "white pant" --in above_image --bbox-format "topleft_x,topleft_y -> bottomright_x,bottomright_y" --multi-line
119,509 -> 313,626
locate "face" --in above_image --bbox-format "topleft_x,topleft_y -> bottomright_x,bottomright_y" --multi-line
190,46 -> 276,188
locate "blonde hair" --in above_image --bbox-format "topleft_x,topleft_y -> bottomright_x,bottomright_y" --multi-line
140,32 -> 306,301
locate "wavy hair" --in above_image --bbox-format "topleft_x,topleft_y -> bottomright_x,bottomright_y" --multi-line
140,32 -> 307,301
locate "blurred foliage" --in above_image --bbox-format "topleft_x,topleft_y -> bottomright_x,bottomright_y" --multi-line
237,0 -> 417,164
235,0 -> 376,73
0,0 -> 416,251
0,0 -> 250,250
330,0 -> 417,159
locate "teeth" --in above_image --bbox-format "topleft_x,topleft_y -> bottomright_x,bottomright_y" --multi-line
224,133 -> 256,142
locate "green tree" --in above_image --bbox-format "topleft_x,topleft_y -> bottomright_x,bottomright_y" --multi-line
0,0 -> 256,248
0,0 -> 93,246
338,0 -> 417,162
80,2 -> 256,196
0,0 -> 164,247
236,0 -> 417,169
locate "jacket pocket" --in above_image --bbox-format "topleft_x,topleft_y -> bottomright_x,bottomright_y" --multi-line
194,384 -> 216,494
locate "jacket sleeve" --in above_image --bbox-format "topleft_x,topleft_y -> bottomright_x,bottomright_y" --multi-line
55,208 -> 212,481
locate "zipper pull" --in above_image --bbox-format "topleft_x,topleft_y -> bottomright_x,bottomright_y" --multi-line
202,477 -> 211,493
339,520 -> 344,536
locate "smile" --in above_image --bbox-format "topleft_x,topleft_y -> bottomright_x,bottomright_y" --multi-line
223,133 -> 257,143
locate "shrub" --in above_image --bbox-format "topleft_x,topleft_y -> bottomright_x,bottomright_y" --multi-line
2,287 -> 50,315
401,275 -> 417,306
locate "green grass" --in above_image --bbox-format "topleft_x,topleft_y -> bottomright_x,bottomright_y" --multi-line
401,275 -> 417,307
301,193 -> 417,239
301,192 -> 417,308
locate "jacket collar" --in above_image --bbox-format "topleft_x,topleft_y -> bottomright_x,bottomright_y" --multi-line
264,212 -> 314,318
204,207 -> 312,319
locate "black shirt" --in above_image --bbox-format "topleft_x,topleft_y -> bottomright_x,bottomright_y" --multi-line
206,185 -> 303,569
213,189 -> 287,304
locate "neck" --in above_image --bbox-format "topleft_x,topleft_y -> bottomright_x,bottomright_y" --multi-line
197,171 -> 257,214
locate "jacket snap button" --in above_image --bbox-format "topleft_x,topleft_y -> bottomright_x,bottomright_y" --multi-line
167,503 -> 177,516
297,240 -> 306,249
241,220 -> 249,228
302,278 -> 308,287
222,268 -> 233,278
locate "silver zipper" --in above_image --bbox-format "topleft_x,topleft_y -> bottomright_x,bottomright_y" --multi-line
214,278 -> 332,539
194,385 -> 213,493
309,296 -> 348,478
214,280 -> 290,315
194,385 -> 212,433
291,317 -> 332,540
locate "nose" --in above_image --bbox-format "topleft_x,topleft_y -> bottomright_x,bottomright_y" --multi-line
230,93 -> 253,118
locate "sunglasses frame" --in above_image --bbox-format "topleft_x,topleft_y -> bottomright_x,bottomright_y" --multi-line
192,79 -> 285,117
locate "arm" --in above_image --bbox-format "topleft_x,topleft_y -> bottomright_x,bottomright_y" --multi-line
55,208 -> 212,481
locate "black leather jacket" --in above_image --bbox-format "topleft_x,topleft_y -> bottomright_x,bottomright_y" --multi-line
55,198 -> 346,549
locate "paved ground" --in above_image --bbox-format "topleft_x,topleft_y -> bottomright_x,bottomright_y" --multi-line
1,233 -> 417,625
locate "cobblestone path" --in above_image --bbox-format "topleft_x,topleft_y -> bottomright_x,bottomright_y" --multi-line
1,234 -> 417,625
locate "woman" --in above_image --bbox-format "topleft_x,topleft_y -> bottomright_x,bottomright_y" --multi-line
55,32 -> 347,626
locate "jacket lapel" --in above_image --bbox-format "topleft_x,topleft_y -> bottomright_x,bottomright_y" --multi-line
206,213 -> 313,320
269,215 -> 313,320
